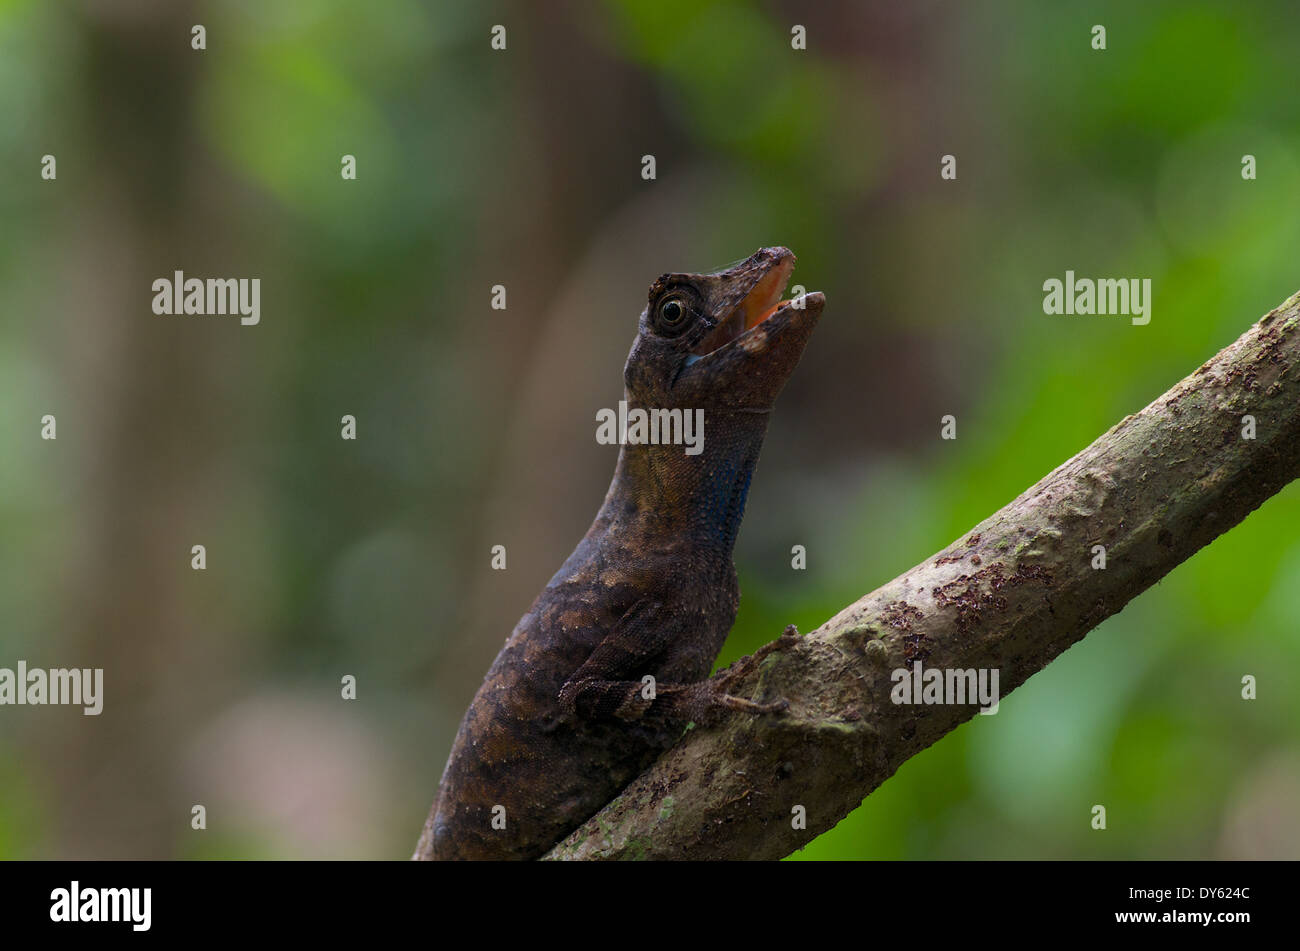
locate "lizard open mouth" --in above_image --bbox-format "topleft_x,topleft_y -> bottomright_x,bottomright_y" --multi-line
690,254 -> 797,358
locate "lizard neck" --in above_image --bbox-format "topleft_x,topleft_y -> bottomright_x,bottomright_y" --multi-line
597,402 -> 771,555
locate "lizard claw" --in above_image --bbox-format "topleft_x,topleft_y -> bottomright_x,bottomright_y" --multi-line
717,694 -> 789,715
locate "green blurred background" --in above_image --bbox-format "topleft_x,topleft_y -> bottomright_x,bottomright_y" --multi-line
1,0 -> 1297,859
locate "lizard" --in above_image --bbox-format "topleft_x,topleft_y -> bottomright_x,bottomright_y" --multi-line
416,246 -> 824,860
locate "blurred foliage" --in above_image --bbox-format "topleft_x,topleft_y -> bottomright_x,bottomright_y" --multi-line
0,0 -> 1297,859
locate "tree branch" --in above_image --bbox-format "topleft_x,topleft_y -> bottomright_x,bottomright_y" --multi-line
544,289 -> 1300,860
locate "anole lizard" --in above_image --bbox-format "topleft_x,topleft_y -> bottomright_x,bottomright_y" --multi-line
416,247 -> 824,860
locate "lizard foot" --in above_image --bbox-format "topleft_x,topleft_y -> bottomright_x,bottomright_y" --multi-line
748,625 -> 801,665
697,625 -> 802,717
712,625 -> 801,691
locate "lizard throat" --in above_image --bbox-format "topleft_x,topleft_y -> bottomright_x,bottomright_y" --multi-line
609,411 -> 770,553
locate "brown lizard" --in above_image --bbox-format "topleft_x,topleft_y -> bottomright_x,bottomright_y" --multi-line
416,247 -> 823,860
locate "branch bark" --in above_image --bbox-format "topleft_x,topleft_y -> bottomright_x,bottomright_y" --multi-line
544,288 -> 1300,861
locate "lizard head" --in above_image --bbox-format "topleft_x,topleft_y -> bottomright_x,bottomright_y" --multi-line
624,246 -> 823,410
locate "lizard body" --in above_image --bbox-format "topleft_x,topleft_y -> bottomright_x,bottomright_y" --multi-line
417,247 -> 823,860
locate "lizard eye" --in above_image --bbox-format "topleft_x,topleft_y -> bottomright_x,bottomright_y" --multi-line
655,296 -> 690,334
